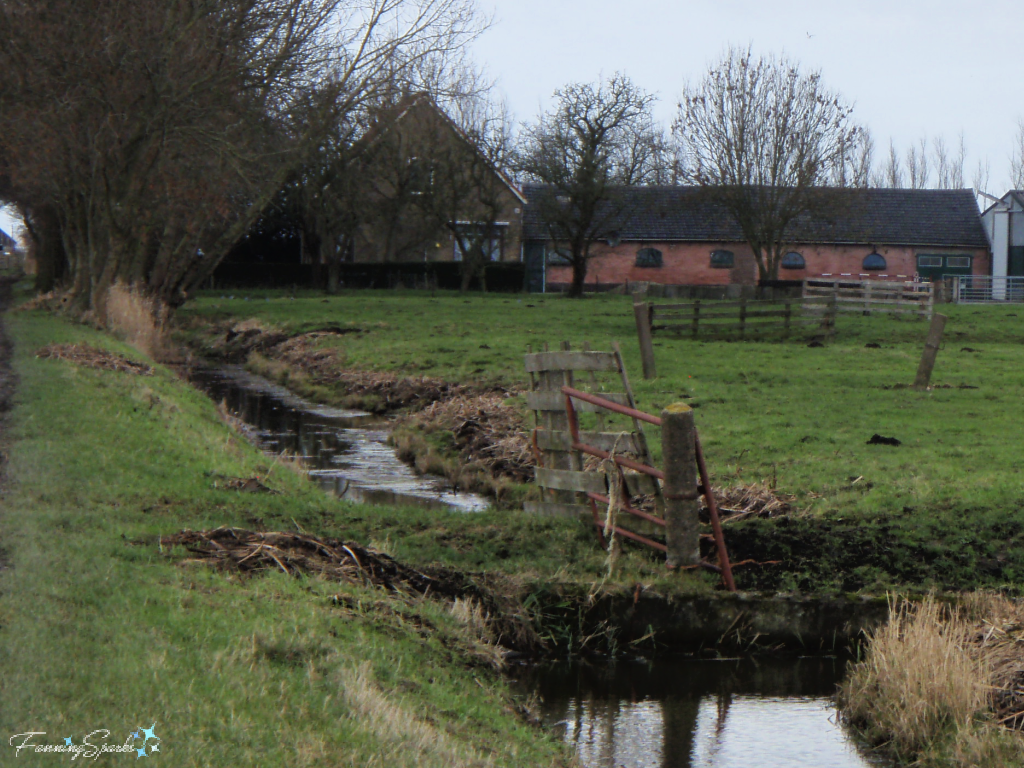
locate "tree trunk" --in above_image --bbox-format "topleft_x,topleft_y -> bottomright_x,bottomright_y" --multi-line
29,205 -> 67,293
568,256 -> 588,298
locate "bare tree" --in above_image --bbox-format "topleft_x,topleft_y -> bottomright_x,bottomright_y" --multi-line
1011,119 -> 1024,191
933,134 -> 965,189
906,135 -> 930,189
675,46 -> 858,280
517,73 -> 666,297
874,139 -> 905,188
0,0 -> 484,315
972,158 -> 991,199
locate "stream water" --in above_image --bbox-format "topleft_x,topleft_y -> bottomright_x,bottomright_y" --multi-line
510,656 -> 891,768
188,365 -> 490,512
190,366 -> 885,766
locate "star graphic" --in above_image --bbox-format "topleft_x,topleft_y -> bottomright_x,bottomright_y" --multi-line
150,744 -> 160,753
64,737 -> 73,746
136,746 -> 147,758
141,724 -> 158,742
132,731 -> 140,740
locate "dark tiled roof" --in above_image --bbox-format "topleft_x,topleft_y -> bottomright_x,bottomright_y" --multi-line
521,185 -> 988,249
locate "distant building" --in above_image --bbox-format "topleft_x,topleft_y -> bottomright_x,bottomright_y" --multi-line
979,191 -> 1024,279
523,186 -> 990,293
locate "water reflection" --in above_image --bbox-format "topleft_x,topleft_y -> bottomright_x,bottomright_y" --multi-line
189,365 -> 490,512
512,657 -> 889,768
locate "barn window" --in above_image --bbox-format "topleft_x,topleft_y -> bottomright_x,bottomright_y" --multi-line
863,252 -> 887,271
946,256 -> 971,269
710,249 -> 734,268
917,255 -> 943,268
635,247 -> 663,268
780,251 -> 806,270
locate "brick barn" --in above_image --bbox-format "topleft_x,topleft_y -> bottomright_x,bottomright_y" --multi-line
521,185 -> 990,294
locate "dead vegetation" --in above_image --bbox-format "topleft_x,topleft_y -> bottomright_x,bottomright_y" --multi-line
841,595 -> 1024,764
393,392 -> 532,487
711,480 -> 795,522
161,527 -> 543,657
36,343 -> 153,375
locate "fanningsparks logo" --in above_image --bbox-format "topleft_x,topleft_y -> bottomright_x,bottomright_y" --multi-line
9,724 -> 161,760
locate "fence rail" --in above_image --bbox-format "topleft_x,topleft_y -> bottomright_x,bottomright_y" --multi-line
952,275 -> 1024,304
647,297 -> 835,340
802,278 -> 934,318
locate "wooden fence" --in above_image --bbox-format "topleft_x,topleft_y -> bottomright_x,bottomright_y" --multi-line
522,342 -> 735,584
633,297 -> 837,378
802,278 -> 933,318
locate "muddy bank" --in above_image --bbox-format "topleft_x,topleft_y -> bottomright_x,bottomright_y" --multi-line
527,583 -> 889,656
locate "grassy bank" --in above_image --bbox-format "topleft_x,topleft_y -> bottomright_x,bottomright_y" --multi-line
176,289 -> 1024,593
0,305 -> 580,766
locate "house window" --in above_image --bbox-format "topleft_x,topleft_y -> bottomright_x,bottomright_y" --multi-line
863,252 -> 887,271
780,251 -> 806,270
710,249 -> 734,268
407,157 -> 434,195
635,247 -> 663,268
946,256 -> 971,269
546,247 -> 572,266
453,224 -> 503,262
917,255 -> 943,268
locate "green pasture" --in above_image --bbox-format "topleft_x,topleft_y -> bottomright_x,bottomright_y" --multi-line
179,289 -> 1024,522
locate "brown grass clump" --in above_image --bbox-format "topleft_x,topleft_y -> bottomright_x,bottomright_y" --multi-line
841,595 -> 1024,764
36,343 -> 153,375
105,282 -> 170,359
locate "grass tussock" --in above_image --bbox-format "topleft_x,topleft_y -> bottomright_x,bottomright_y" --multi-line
105,281 -> 170,359
841,595 -> 1024,765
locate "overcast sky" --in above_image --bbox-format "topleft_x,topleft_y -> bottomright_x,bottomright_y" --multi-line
473,0 -> 1023,193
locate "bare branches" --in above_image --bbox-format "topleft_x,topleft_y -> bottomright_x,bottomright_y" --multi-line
517,73 -> 666,296
674,46 -> 858,280
0,0 -> 486,312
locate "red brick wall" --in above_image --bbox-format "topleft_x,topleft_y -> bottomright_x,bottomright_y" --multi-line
545,241 -> 991,286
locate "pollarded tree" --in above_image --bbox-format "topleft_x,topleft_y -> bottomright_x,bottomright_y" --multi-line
675,46 -> 859,281
518,74 -> 668,297
0,0 -> 484,315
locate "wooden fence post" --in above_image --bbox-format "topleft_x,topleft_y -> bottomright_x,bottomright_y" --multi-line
634,301 -> 657,380
739,298 -> 747,339
662,404 -> 700,568
691,299 -> 700,339
783,301 -> 792,339
912,313 -> 947,390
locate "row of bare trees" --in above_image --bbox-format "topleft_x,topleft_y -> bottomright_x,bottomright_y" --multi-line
0,0 -> 486,314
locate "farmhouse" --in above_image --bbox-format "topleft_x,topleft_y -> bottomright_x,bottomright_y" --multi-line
522,185 -> 990,293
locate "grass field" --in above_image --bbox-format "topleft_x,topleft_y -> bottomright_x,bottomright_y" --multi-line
176,288 -> 1024,593
0,305 -> 578,766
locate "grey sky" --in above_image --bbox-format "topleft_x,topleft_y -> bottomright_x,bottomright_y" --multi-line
473,0 -> 1023,193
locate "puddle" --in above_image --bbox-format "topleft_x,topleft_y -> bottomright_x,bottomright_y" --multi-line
510,657 -> 891,768
189,365 -> 490,512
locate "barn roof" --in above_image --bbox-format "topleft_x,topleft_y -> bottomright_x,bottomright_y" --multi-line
522,185 -> 988,249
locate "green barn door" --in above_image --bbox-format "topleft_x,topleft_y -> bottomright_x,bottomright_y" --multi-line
917,254 -> 972,280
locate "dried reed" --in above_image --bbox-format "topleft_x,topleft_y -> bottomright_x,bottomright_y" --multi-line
105,282 -> 170,359
841,596 -> 989,757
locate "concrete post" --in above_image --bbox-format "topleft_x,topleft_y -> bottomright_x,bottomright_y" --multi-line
662,403 -> 699,568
